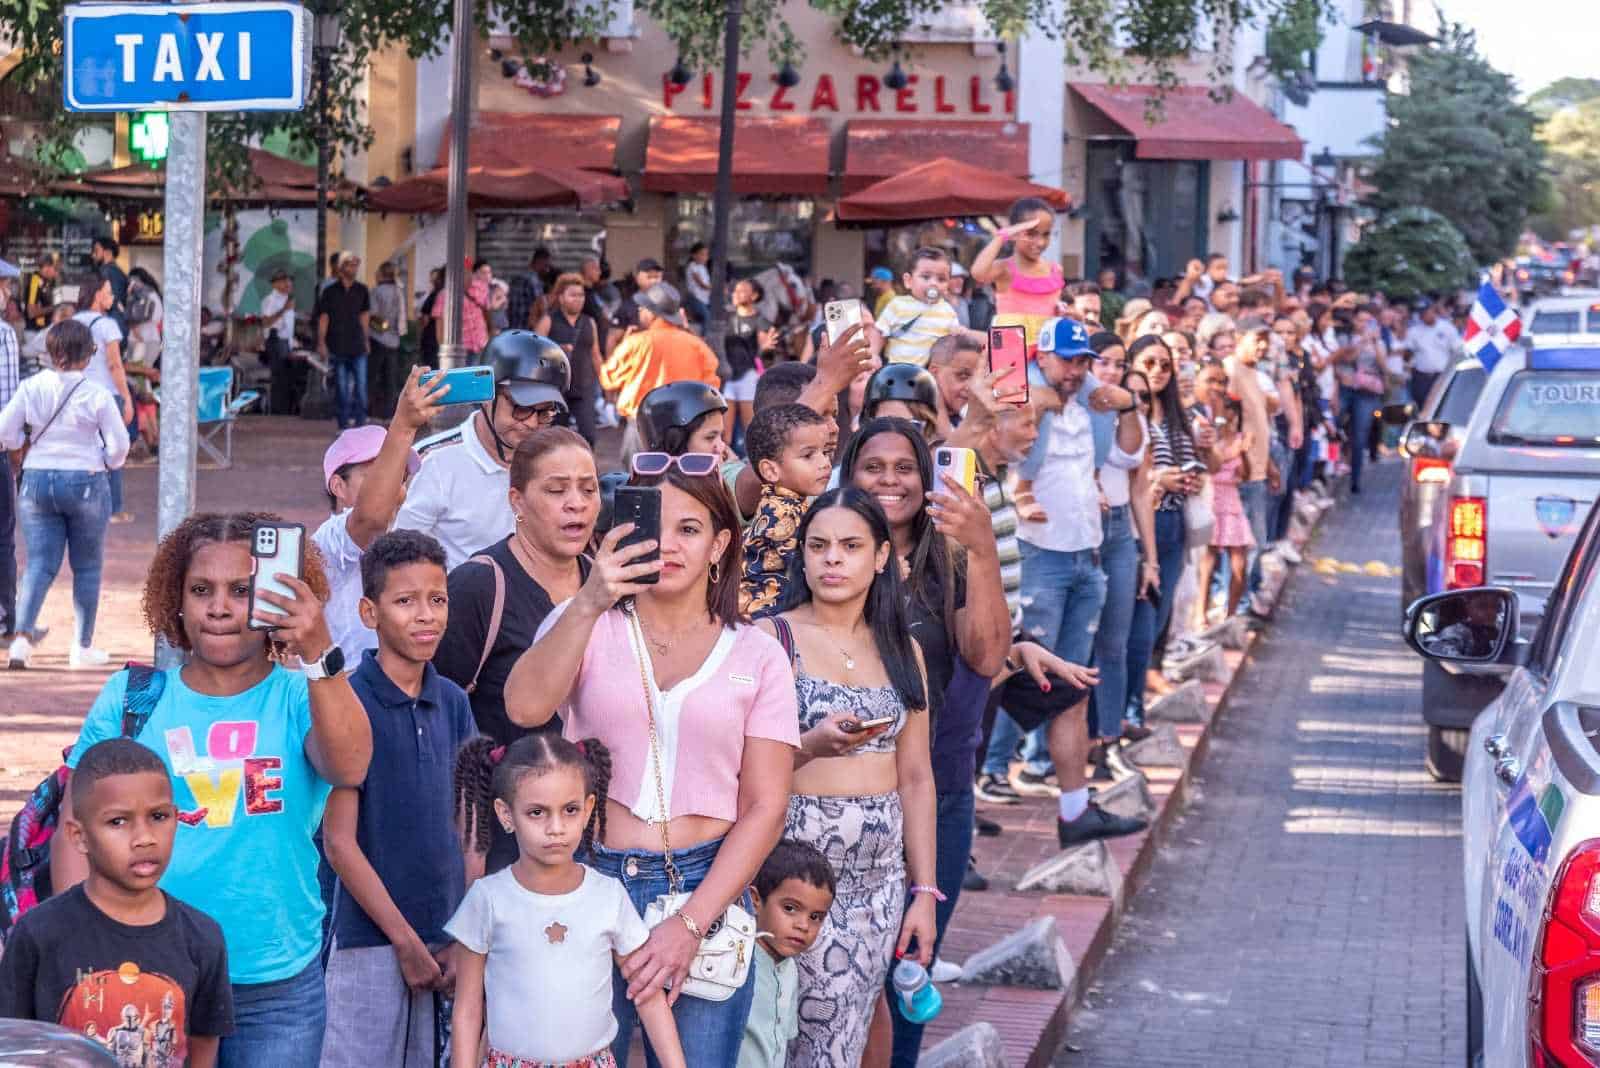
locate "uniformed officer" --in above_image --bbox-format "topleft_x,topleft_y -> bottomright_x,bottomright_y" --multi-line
395,332 -> 571,569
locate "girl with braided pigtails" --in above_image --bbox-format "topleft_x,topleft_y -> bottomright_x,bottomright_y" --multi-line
448,735 -> 686,1068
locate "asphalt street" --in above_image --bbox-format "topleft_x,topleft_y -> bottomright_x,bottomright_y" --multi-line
1057,460 -> 1468,1068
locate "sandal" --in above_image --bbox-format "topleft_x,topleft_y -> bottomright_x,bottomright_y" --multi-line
1013,490 -> 1048,524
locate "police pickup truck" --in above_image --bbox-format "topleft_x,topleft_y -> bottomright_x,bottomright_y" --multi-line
1406,494 -> 1600,1068
1415,344 -> 1600,781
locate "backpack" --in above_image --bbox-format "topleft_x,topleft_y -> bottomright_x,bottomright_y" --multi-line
0,664 -> 166,945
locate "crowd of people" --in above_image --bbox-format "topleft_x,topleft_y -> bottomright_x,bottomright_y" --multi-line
0,194 -> 1472,1068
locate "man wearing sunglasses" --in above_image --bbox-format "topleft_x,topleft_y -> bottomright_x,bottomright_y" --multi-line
395,330 -> 571,569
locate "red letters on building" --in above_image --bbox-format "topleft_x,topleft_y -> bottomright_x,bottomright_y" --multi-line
933,75 -> 956,113
969,75 -> 991,114
770,74 -> 796,111
660,69 -> 1005,115
735,70 -> 754,110
811,73 -> 839,111
856,74 -> 881,112
701,73 -> 714,109
895,74 -> 919,113
663,73 -> 687,110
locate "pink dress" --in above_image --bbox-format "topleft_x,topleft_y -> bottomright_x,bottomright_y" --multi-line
993,256 -> 1065,346
462,277 -> 490,356
1210,455 -> 1255,549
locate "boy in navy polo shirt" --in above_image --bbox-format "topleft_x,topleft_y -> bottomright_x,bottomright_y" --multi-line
319,529 -> 475,1067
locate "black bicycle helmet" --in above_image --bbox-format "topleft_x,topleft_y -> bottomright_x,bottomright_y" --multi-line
863,363 -> 939,414
637,381 -> 728,450
487,330 -> 570,409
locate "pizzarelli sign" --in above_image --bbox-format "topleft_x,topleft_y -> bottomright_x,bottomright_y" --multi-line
662,71 -> 1017,116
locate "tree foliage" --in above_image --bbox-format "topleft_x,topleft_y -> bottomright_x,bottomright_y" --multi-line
1362,21 -> 1544,266
1343,206 -> 1475,301
2,0 -> 1325,193
1528,88 -> 1600,240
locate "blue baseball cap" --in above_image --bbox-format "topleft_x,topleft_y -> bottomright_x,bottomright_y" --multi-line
869,267 -> 894,283
1037,316 -> 1093,358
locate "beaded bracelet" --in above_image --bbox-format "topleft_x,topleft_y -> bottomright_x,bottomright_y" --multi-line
909,884 -> 948,903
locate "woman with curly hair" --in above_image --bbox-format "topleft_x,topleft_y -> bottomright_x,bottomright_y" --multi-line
56,511 -> 373,1068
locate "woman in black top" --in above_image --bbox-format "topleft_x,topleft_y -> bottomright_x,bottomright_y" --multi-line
536,272 -> 602,445
432,426 -> 596,872
416,268 -> 444,369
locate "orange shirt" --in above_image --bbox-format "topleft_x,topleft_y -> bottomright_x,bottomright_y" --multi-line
600,319 -> 721,418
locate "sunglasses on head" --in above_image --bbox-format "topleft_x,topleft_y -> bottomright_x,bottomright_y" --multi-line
631,451 -> 719,477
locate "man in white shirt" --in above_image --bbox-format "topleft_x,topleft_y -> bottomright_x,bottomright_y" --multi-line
368,261 -> 406,419
261,270 -> 298,415
1406,297 -> 1463,406
395,332 -> 571,569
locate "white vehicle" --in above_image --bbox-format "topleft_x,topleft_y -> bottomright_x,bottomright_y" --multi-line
1407,500 -> 1600,1068
1525,295 -> 1600,347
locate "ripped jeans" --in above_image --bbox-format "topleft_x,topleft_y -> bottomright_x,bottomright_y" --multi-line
15,469 -> 111,645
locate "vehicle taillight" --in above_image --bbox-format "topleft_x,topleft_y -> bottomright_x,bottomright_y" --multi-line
1531,841 -> 1600,1065
1447,496 -> 1487,588
1412,457 -> 1452,484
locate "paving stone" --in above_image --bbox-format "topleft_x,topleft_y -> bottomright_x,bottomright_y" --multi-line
960,915 -> 1077,989
1163,640 -> 1227,683
1122,722 -> 1187,768
1095,770 -> 1157,823
1145,679 -> 1209,724
1016,840 -> 1124,900
921,1022 -> 1009,1068
1199,615 -> 1250,651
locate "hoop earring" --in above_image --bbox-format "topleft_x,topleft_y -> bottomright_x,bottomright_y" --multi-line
709,561 -> 720,584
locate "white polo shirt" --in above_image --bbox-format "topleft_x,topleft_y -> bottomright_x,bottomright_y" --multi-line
1408,318 -> 1462,375
394,410 -> 512,570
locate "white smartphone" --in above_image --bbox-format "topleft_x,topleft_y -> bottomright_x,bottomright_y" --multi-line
824,298 -> 864,346
933,445 -> 978,496
249,522 -> 305,631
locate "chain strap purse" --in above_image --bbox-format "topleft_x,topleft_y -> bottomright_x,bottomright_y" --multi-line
624,604 -> 756,1002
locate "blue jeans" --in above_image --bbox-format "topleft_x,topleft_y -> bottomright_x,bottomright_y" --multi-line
588,837 -> 756,1068
15,469 -> 111,645
1125,508 -> 1186,721
218,958 -> 326,1068
888,787 -> 975,1068
1238,478 -> 1269,597
1090,506 -> 1139,740
108,412 -> 136,514
0,453 -> 15,634
982,543 -> 1106,778
332,352 -> 368,428
1340,387 -> 1381,492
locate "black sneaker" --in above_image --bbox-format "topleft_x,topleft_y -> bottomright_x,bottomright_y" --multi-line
1120,723 -> 1154,744
1011,768 -> 1060,797
974,813 -> 1002,837
1057,802 -> 1149,848
975,773 -> 1021,805
963,857 -> 990,892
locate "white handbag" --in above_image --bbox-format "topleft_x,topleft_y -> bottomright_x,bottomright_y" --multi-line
625,606 -> 757,1003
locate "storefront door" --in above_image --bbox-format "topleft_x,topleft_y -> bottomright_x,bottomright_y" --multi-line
1083,144 -> 1208,288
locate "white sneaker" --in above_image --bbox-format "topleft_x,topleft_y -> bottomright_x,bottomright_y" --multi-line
7,635 -> 32,669
69,645 -> 111,669
1276,540 -> 1303,565
930,958 -> 963,983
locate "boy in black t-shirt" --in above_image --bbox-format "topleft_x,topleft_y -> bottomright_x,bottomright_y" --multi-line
0,738 -> 232,1067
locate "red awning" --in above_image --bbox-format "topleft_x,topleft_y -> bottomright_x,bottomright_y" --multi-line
836,157 -> 1068,224
50,148 -> 361,203
436,112 -> 622,173
842,120 -> 1030,193
1070,83 -> 1303,161
368,163 -> 627,213
642,116 -> 831,196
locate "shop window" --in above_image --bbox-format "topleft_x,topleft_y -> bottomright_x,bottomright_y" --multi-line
1083,144 -> 1208,287
474,213 -> 607,280
667,195 -> 814,282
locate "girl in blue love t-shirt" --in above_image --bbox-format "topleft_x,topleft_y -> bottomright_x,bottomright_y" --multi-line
61,511 -> 374,1068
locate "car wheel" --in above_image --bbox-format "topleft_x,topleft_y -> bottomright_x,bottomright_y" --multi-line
1466,935 -> 1484,1067
1427,725 -> 1468,783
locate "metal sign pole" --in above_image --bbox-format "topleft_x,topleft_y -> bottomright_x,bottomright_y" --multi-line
154,110 -> 206,668
439,0 -> 474,371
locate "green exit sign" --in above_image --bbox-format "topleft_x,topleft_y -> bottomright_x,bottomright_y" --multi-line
129,112 -> 169,165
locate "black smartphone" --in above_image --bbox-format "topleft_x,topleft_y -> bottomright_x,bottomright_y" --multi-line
612,485 -> 662,585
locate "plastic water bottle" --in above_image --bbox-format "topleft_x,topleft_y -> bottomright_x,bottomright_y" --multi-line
892,960 -> 943,1024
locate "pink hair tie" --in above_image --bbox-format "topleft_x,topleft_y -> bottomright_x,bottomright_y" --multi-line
489,745 -> 507,765
576,740 -> 587,756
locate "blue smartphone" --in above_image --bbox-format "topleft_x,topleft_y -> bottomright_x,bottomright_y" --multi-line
418,366 -> 496,405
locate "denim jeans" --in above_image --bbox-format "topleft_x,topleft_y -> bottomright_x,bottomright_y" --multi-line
588,837 -> 756,1068
1090,505 -> 1139,740
1340,387 -> 1381,492
888,787 -> 975,1068
331,352 -> 369,429
1125,508 -> 1186,721
1238,478 -> 1269,597
218,958 -> 326,1068
981,543 -> 1106,777
15,469 -> 111,645
0,453 -> 15,634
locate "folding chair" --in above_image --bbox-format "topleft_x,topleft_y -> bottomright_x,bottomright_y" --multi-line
195,366 -> 260,468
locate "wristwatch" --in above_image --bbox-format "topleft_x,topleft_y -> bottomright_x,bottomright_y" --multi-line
302,645 -> 346,681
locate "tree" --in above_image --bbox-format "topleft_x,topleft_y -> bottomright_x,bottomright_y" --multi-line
1,0 -> 1327,193
1363,21 -> 1544,266
1343,206 -> 1475,301
1527,82 -> 1600,241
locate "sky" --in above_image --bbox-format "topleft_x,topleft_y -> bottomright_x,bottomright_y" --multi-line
1436,0 -> 1596,98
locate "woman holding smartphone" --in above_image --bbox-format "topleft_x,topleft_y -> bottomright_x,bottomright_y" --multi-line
759,487 -> 936,1067
503,467 -> 798,1067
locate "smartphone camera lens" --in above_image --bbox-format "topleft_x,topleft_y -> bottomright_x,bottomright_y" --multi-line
936,450 -> 950,464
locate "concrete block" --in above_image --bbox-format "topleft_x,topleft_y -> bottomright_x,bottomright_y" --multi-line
1016,841 -> 1123,902
1200,615 -> 1249,650
959,915 -> 1078,989
1123,721 -> 1187,768
1163,640 -> 1226,683
920,1022 -> 1009,1068
1095,770 -> 1156,822
1146,679 -> 1209,723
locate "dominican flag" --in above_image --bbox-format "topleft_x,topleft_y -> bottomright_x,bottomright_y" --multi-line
1463,278 -> 1522,370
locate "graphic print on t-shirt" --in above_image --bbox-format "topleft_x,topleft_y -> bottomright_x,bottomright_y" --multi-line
163,720 -> 286,828
57,961 -> 189,1068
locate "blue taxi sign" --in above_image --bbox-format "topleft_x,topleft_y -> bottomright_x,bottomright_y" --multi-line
63,2 -> 307,113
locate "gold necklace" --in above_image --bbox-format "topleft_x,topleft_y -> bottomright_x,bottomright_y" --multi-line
638,614 -> 676,656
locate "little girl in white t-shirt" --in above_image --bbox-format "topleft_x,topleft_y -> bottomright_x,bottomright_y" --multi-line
448,735 -> 686,1068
